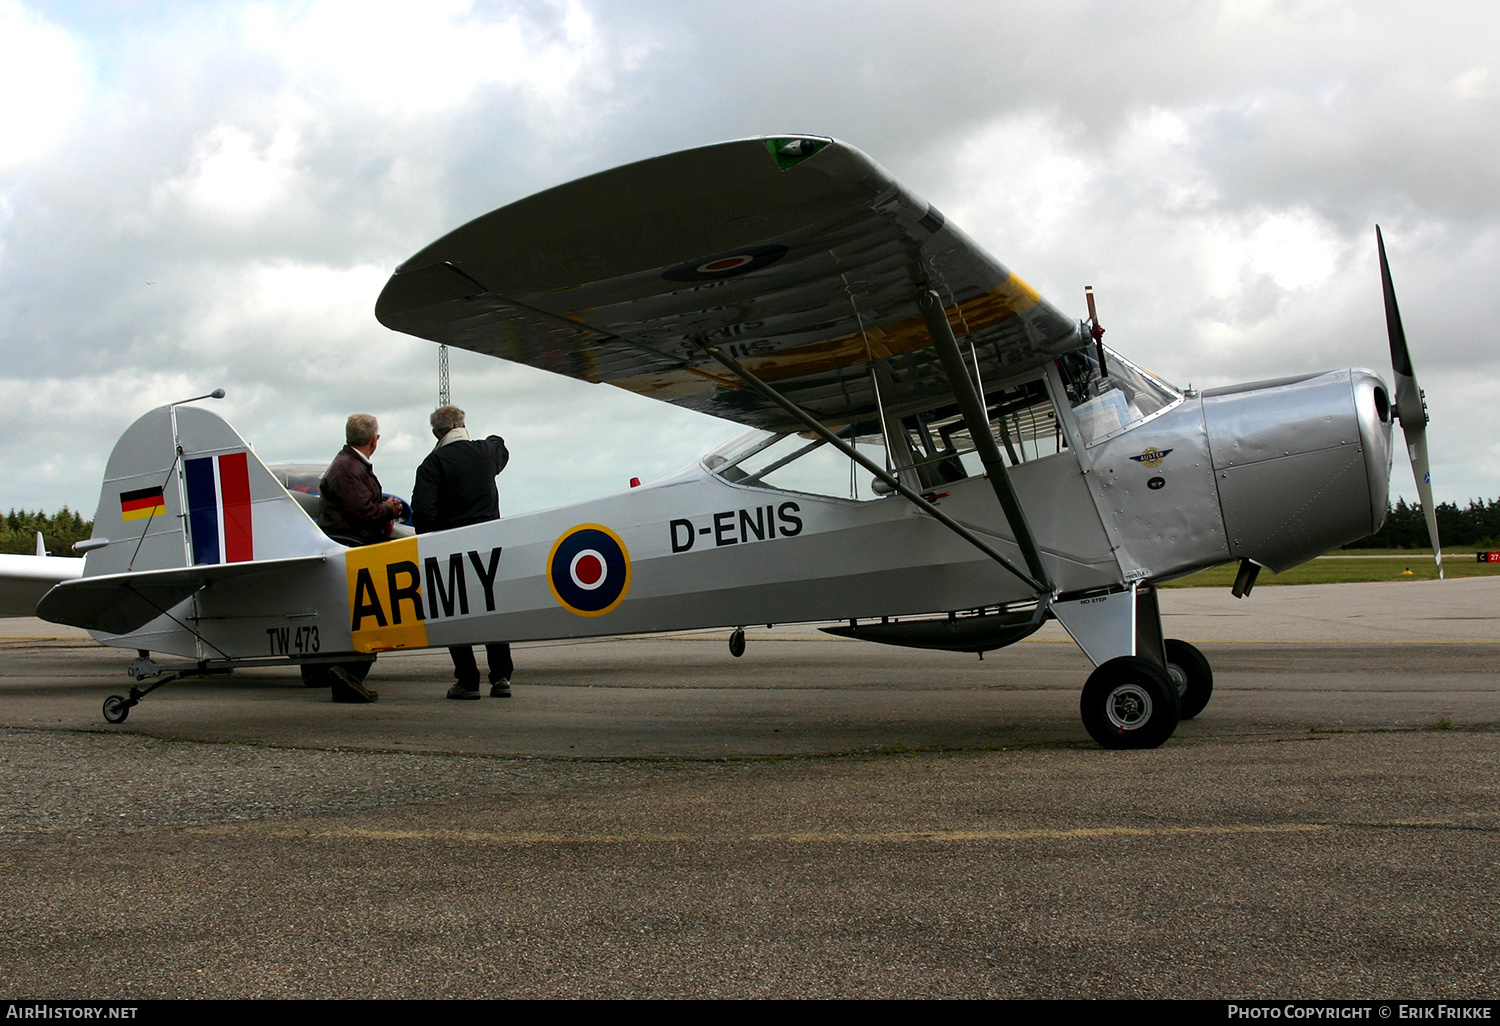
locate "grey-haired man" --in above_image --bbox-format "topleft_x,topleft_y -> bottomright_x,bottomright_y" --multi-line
412,405 -> 513,700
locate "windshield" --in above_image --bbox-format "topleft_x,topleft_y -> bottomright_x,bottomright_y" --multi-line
265,461 -> 327,494
1056,346 -> 1181,446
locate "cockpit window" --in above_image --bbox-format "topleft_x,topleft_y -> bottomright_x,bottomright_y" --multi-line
912,377 -> 1066,481
705,429 -> 889,501
1056,346 -> 1180,446
705,368 -> 1075,498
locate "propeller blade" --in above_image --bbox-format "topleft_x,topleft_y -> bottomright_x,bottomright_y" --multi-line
1377,225 -> 1426,431
1377,225 -> 1443,578
1405,424 -> 1444,580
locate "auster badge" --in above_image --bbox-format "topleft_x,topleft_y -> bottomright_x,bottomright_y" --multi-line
1129,447 -> 1173,469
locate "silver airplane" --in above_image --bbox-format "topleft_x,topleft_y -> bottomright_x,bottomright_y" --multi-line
36,136 -> 1440,748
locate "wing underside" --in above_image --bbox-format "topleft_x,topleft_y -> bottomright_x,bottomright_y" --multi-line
376,137 -> 1084,430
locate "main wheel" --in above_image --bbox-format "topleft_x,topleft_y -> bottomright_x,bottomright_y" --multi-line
301,658 -> 375,688
1080,656 -> 1181,750
728,629 -> 746,658
1164,638 -> 1213,720
103,695 -> 130,724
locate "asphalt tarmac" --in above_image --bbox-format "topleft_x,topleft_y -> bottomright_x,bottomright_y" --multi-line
0,579 -> 1496,999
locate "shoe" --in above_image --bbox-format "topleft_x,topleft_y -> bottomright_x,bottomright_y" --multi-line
447,682 -> 482,700
490,678 -> 512,698
330,666 -> 378,703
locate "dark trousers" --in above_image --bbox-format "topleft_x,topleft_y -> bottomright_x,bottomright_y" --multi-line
449,643 -> 513,685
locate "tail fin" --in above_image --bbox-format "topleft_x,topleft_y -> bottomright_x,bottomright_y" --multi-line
84,404 -> 333,578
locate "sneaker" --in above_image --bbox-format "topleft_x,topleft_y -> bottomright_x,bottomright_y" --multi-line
446,682 -> 482,700
489,678 -> 512,698
330,666 -> 378,703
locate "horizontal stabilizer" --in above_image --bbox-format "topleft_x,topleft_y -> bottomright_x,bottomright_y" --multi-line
37,555 -> 326,635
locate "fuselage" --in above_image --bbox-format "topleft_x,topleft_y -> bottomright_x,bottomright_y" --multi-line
86,360 -> 1394,664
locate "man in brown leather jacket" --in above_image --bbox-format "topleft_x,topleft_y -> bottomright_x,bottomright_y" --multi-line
317,413 -> 408,704
318,413 -> 406,546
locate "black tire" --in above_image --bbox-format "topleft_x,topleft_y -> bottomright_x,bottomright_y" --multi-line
300,664 -> 331,688
1164,638 -> 1213,720
729,629 -> 746,658
103,695 -> 130,724
1080,656 -> 1181,750
301,658 -> 375,688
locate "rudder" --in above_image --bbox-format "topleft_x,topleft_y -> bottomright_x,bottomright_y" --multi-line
84,404 -> 334,578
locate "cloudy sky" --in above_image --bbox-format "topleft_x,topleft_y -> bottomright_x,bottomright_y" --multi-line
2,0 -> 1496,526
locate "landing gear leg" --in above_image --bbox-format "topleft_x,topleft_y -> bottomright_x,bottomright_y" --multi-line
101,677 -> 175,724
100,655 -> 231,724
1053,584 -> 1185,749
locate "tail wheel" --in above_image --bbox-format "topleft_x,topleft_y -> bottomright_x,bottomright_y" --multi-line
1164,638 -> 1214,720
102,695 -> 131,724
1080,656 -> 1181,750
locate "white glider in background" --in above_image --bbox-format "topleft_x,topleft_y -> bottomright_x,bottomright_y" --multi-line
0,533 -> 84,617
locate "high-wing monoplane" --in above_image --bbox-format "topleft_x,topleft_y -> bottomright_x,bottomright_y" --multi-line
37,137 -> 1439,748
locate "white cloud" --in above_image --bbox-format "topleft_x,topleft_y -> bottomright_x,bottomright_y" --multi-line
153,125 -> 307,225
0,368 -> 215,515
243,0 -> 614,124
186,260 -> 386,360
1451,66 -> 1492,101
0,2 -> 86,172
946,112 -> 1096,253
1204,208 -> 1343,296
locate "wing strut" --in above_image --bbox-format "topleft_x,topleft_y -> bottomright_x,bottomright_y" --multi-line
697,343 -> 1049,595
916,290 -> 1054,593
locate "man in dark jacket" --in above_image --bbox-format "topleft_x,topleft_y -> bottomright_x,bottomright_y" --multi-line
412,405 -> 513,700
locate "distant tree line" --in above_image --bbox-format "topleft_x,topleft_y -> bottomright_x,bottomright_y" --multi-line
1,508 -> 93,556
1347,497 -> 1500,549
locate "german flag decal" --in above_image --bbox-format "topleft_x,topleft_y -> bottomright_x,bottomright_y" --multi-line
120,486 -> 166,522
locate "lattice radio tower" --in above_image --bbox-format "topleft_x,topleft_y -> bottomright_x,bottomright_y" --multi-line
438,343 -> 450,406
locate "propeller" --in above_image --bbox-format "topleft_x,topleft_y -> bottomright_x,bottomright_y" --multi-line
1377,225 -> 1443,579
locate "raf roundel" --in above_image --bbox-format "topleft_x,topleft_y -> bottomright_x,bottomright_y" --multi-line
547,524 -> 632,616
661,244 -> 788,282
